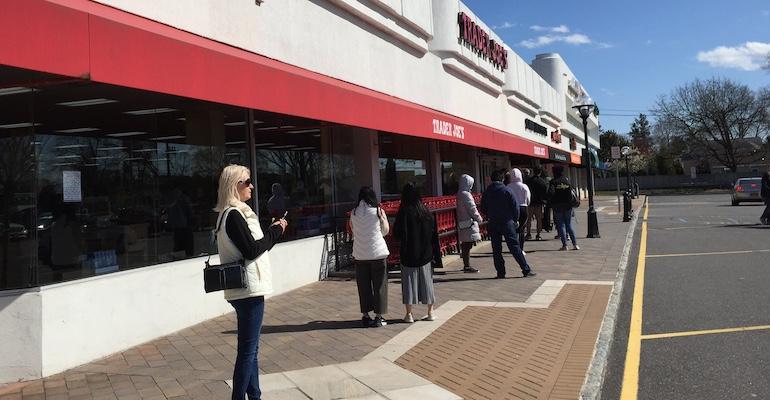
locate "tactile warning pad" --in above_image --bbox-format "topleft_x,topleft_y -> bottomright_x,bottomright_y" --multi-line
395,284 -> 612,400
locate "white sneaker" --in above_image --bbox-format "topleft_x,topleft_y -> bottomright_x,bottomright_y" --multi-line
573,245 -> 580,250
522,251 -> 527,255
423,313 -> 435,321
403,313 -> 414,323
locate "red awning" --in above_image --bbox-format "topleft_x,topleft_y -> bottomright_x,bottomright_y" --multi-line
1,0 -> 580,164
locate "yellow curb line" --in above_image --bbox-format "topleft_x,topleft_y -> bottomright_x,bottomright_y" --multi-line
620,200 -> 649,400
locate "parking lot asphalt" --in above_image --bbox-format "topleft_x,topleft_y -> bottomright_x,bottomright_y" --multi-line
601,194 -> 770,400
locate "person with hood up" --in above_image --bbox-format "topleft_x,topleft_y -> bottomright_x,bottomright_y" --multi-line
507,168 -> 531,252
455,174 -> 482,273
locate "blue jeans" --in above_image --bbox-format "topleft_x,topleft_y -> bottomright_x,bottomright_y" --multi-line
230,296 -> 265,400
488,220 -> 530,277
554,208 -> 577,247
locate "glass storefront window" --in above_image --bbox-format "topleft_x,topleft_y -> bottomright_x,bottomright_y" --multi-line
0,65 -> 378,288
251,114 -> 361,241
440,141 -> 475,195
0,69 -> 36,289
0,66 -> 249,289
378,133 -> 431,199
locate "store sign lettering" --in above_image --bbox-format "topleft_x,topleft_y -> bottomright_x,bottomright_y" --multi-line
457,12 -> 508,71
552,153 -> 568,162
525,119 -> 547,136
551,129 -> 562,144
533,145 -> 547,157
432,119 -> 465,139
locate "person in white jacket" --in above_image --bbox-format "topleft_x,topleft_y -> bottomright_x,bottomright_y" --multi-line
350,186 -> 390,327
507,168 -> 531,251
214,164 -> 287,400
455,174 -> 482,273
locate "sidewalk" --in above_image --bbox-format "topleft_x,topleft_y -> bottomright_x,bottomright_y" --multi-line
0,195 -> 643,400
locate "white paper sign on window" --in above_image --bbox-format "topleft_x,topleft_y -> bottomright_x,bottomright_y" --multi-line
62,171 -> 82,203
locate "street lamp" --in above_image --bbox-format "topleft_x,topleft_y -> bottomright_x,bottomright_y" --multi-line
572,93 -> 600,238
621,145 -> 631,191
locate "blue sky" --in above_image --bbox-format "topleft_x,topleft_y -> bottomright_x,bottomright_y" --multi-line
462,0 -> 770,135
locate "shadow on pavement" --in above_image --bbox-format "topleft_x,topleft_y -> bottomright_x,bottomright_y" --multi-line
238,319 -> 411,334
719,224 -> 770,229
431,276 -> 501,283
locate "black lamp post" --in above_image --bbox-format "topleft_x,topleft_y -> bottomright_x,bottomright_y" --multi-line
622,145 -> 631,191
572,94 -> 600,238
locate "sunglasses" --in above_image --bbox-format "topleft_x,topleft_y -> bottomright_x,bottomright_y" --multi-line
238,178 -> 253,186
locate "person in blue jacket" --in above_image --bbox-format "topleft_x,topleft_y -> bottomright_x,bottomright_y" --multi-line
480,169 -> 536,279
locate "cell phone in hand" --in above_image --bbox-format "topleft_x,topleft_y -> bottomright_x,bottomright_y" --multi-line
282,211 -> 288,219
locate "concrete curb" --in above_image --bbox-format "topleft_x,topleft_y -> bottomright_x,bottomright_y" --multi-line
580,196 -> 647,400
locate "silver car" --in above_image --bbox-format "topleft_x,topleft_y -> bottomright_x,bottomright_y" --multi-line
731,177 -> 763,205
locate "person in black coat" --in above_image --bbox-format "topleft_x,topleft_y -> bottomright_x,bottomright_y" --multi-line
761,167 -> 770,225
526,166 -> 549,240
548,165 -> 579,250
479,169 -> 536,278
393,183 -> 438,323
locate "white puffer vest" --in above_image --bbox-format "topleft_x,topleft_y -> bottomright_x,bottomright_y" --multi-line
216,205 -> 273,300
350,201 -> 389,261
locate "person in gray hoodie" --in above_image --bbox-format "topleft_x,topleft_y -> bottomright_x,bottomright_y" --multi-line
507,168 -> 531,251
455,174 -> 482,273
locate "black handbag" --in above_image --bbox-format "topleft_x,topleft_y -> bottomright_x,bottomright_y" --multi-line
203,209 -> 247,293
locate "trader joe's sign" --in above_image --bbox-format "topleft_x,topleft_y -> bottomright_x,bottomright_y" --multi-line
458,12 -> 508,71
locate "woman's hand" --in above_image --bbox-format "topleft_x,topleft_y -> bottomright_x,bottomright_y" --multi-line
272,218 -> 288,234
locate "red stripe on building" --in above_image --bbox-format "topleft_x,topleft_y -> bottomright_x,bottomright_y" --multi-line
2,0 -> 580,163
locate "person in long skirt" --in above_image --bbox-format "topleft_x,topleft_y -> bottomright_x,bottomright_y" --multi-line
393,183 -> 437,323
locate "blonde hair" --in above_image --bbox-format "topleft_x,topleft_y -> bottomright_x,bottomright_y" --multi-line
214,164 -> 250,213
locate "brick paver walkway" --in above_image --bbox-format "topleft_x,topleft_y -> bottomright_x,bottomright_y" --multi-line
396,285 -> 612,400
0,196 -> 642,400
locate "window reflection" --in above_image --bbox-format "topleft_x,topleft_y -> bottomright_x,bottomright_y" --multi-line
0,77 -> 36,289
378,133 -> 432,199
27,78 -> 247,286
0,65 -> 378,289
251,115 -> 333,240
440,141 -> 475,195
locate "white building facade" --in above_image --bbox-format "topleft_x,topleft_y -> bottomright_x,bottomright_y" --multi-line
0,0 -> 599,384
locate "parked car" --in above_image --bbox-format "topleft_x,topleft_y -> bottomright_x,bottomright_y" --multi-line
731,177 -> 763,205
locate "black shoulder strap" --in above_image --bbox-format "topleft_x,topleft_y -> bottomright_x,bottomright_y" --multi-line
206,208 -> 233,267
215,207 -> 235,235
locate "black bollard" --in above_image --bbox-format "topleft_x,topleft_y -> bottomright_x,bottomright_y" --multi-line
623,190 -> 633,222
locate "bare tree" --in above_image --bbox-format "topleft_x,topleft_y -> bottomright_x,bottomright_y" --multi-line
654,78 -> 770,172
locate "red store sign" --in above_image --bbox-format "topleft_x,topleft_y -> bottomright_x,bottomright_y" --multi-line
457,12 -> 508,71
432,118 -> 465,140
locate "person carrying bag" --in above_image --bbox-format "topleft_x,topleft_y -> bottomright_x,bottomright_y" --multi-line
213,165 -> 287,400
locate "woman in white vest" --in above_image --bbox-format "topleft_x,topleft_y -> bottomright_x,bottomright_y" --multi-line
349,186 -> 390,327
214,165 -> 287,400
